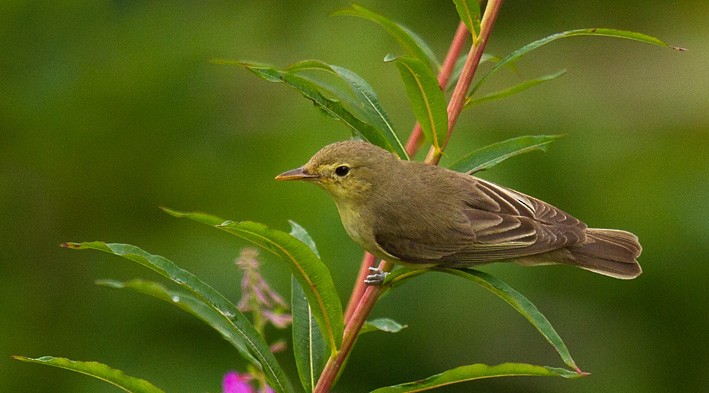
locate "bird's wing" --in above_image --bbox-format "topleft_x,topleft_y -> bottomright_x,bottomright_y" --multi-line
373,208 -> 477,264
374,177 -> 587,265
471,178 -> 585,228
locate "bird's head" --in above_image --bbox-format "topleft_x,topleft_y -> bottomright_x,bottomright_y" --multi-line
276,140 -> 399,203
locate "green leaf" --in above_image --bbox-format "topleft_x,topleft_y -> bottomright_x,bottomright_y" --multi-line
446,53 -> 504,91
370,362 -> 583,393
332,4 -> 440,70
386,55 -> 448,152
360,318 -> 408,335
436,268 -> 580,371
291,277 -> 327,393
95,279 -> 258,366
448,135 -> 563,174
471,28 -> 683,95
452,0 -> 481,40
466,69 -> 567,107
287,60 -> 408,159
163,209 -> 344,355
12,356 -> 166,393
288,222 -> 327,393
160,207 -> 223,226
274,70 -> 399,157
217,220 -> 344,353
215,60 -> 407,159
61,241 -> 293,393
288,220 -> 321,258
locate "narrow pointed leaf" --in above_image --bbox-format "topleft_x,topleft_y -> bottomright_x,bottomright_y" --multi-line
290,73 -> 365,120
217,220 -> 344,353
386,56 -> 448,152
360,318 -> 408,335
214,60 -> 406,158
291,277 -> 326,392
472,28 -> 684,95
287,60 -> 408,159
447,53 -> 508,91
163,208 -> 344,354
448,135 -> 563,174
453,0 -> 481,39
61,241 -> 292,393
95,279 -> 258,365
275,70 -> 398,156
288,222 -> 327,393
12,356 -> 166,393
436,268 -> 580,371
370,362 -> 583,393
332,4 -> 440,69
288,220 -> 321,258
466,70 -> 567,107
160,207 -> 223,226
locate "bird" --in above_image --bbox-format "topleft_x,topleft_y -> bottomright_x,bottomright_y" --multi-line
276,140 -> 642,279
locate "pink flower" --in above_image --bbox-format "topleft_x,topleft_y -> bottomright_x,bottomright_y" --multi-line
262,310 -> 293,329
222,371 -> 253,393
223,371 -> 274,393
235,248 -> 292,331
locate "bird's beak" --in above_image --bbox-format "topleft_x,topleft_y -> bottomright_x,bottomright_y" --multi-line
275,167 -> 319,181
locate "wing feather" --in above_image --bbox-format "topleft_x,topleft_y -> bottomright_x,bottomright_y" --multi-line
373,171 -> 587,266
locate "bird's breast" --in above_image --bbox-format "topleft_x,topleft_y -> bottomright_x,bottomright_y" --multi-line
335,201 -> 378,252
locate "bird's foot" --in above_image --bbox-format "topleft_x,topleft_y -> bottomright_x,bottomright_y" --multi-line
364,267 -> 389,286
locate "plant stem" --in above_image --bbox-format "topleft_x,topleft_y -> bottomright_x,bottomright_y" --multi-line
343,252 -> 376,323
343,22 -> 470,325
426,0 -> 504,165
315,261 -> 392,393
317,3 -> 504,390
404,22 -> 470,156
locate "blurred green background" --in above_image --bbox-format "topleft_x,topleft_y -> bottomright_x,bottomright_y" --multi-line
2,1 -> 707,392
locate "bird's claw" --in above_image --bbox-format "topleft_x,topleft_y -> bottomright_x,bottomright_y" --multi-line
364,266 -> 389,286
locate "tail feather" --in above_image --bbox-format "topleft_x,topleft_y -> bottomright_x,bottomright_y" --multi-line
569,229 -> 642,279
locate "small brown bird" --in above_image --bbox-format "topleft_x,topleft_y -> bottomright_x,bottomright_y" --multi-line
276,140 -> 642,279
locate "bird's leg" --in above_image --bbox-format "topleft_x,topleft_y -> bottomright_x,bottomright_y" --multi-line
364,266 -> 389,286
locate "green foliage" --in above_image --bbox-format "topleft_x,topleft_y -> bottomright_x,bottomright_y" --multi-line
13,3 -> 683,393
95,278 -> 260,365
453,0 -> 481,41
287,60 -> 408,159
470,28 -> 681,96
213,60 -> 408,159
360,318 -> 408,335
61,241 -> 293,393
289,222 -> 327,393
446,53 -> 504,91
164,209 -> 344,354
332,4 -> 440,70
466,69 -> 567,106
448,135 -> 564,174
12,356 -> 166,393
385,55 -> 448,153
437,268 -> 580,371
384,266 -> 579,372
370,363 -> 583,393
291,277 -> 327,393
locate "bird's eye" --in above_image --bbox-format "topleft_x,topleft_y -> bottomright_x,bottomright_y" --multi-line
334,165 -> 350,177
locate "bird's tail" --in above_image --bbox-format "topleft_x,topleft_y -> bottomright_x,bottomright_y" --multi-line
568,228 -> 642,279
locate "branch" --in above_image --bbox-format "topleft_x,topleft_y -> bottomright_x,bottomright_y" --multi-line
343,21 -> 470,325
317,2 -> 504,391
426,0 -> 504,164
404,22 -> 470,156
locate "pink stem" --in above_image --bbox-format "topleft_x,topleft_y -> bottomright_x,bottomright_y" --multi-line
316,3 -> 505,391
